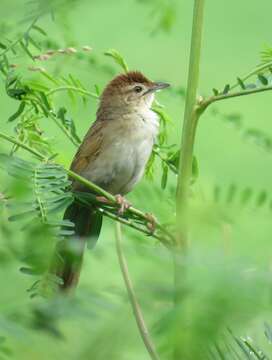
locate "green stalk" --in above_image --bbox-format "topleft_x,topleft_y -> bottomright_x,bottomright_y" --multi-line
46,86 -> 98,99
115,223 -> 161,360
176,0 -> 205,225
174,1 -> 205,358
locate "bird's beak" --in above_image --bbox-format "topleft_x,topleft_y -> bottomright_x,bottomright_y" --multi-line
143,82 -> 170,95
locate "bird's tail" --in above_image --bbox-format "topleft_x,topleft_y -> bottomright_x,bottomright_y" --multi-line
51,201 -> 102,291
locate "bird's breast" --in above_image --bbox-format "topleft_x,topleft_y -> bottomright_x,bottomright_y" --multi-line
83,111 -> 159,194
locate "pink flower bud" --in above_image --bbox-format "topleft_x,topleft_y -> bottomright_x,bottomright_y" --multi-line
82,46 -> 92,52
28,66 -> 46,72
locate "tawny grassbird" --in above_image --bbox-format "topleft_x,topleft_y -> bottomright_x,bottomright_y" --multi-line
52,71 -> 170,290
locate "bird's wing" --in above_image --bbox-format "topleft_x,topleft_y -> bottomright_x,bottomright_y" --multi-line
70,120 -> 104,176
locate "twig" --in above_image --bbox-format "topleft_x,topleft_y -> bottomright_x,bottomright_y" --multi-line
152,148 -> 178,175
202,84 -> 272,109
114,222 -> 161,360
0,131 -> 44,160
48,111 -> 80,147
46,86 -> 98,99
97,207 -> 171,247
0,17 -> 39,59
229,60 -> 272,92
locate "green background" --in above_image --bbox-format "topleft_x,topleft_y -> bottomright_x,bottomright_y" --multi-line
1,1 -> 272,359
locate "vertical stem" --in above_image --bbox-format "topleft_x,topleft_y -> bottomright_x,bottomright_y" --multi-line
173,1 -> 205,358
114,223 -> 161,360
176,0 -> 205,226
175,0 -> 205,294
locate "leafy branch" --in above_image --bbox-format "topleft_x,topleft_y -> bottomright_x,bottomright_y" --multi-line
0,131 -> 174,247
203,82 -> 272,109
0,16 -> 39,61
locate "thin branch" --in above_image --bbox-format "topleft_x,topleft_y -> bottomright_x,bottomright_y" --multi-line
24,96 -> 80,147
152,148 -> 178,175
114,222 -> 161,360
0,131 -> 44,160
230,60 -> 272,92
0,17 -> 39,59
0,130 -> 174,245
48,111 -> 80,147
202,84 -> 272,108
68,169 -> 174,243
46,86 -> 99,99
97,207 -> 170,246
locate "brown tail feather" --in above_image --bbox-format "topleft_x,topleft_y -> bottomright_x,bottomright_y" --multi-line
51,202 -> 102,291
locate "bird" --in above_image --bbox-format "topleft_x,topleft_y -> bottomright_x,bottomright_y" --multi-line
51,71 -> 170,291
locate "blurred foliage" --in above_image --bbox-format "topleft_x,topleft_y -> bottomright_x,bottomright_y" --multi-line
137,0 -> 178,34
1,1 -> 272,360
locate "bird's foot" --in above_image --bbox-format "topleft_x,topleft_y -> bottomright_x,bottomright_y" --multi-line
145,213 -> 157,234
96,195 -> 131,215
115,194 -> 131,215
96,196 -> 111,204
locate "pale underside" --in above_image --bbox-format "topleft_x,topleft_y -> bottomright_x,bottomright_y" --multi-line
71,110 -> 159,195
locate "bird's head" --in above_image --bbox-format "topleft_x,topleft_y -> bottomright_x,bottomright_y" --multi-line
99,71 -> 170,112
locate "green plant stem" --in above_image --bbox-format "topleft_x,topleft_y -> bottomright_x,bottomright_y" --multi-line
176,0 -> 205,224
203,84 -> 272,108
230,60 -> 272,91
0,130 -> 174,245
152,148 -> 178,174
0,17 -> 38,59
114,223 -> 161,360
48,111 -> 80,147
46,86 -> 99,99
0,132 -> 44,160
98,207 -> 170,246
174,1 -> 205,358
25,96 -> 80,147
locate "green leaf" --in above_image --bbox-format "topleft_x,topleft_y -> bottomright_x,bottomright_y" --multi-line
226,183 -> 237,204
28,36 -> 41,51
33,25 -> 47,36
145,151 -> 155,179
94,84 -> 100,96
223,84 -> 230,94
20,267 -> 40,275
214,185 -> 221,202
104,49 -> 129,72
8,209 -> 37,221
40,71 -> 59,86
258,74 -> 268,85
161,164 -> 168,189
212,88 -> 219,96
59,229 -> 75,236
167,150 -> 180,169
8,101 -> 26,122
256,190 -> 267,207
39,91 -> 51,110
19,40 -> 34,60
240,187 -> 253,205
237,77 -> 246,90
0,42 -> 7,50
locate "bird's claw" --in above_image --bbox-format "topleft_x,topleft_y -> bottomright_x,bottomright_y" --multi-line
96,196 -> 110,204
115,194 -> 131,215
145,213 -> 157,234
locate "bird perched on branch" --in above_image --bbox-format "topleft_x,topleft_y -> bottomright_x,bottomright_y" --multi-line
51,71 -> 169,291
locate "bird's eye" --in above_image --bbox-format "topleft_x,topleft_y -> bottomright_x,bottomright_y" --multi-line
134,86 -> 143,93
